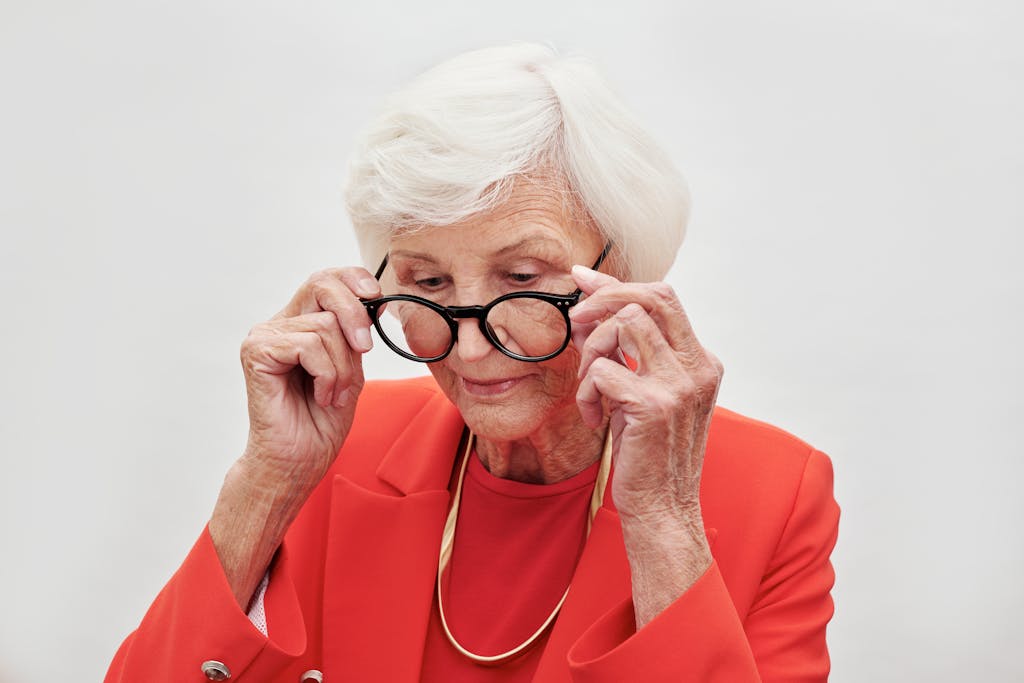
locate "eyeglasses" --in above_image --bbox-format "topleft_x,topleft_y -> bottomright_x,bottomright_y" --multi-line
361,243 -> 612,363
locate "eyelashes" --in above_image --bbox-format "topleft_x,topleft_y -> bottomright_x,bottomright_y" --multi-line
507,272 -> 540,284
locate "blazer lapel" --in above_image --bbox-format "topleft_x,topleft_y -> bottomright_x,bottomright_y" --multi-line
534,489 -> 719,682
533,507 -> 631,682
320,391 -> 465,682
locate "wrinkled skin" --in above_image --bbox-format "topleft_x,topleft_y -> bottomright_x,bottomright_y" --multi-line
214,176 -> 722,627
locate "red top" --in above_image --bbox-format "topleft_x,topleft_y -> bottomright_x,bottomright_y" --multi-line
421,453 -> 601,682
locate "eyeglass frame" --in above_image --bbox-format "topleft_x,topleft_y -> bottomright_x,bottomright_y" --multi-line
360,242 -> 613,363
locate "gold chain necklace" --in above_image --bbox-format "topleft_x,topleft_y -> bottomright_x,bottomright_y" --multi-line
436,429 -> 613,664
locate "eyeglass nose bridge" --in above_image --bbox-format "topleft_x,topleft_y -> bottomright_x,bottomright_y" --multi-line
442,304 -> 495,347
444,304 -> 488,320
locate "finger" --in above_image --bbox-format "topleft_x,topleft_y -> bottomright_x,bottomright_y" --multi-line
576,356 -> 647,428
570,279 -> 702,361
571,264 -> 623,294
248,330 -> 339,408
580,352 -> 696,431
276,268 -> 377,353
574,313 -> 628,380
578,304 -> 679,380
252,312 -> 360,407
576,357 -> 611,428
569,316 -> 599,359
336,267 -> 382,300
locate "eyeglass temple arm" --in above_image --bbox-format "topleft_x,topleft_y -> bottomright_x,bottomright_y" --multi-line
591,242 -> 613,272
373,254 -> 389,281
569,241 -> 614,296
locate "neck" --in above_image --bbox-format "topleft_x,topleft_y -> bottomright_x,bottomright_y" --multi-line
474,405 -> 606,484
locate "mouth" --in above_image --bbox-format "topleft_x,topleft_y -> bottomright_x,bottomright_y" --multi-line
460,375 -> 527,397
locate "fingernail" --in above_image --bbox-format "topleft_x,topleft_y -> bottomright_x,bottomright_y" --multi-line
356,327 -> 373,351
335,388 -> 351,407
359,278 -> 379,296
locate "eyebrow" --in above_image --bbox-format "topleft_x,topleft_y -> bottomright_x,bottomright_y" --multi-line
388,249 -> 439,263
388,234 -> 569,263
491,234 -> 568,259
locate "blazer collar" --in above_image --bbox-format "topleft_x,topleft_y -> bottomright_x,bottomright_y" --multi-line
374,388 -> 467,495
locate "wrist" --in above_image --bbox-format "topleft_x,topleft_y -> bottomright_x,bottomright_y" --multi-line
618,505 -> 713,629
232,447 -> 323,502
619,504 -> 710,556
209,459 -> 311,609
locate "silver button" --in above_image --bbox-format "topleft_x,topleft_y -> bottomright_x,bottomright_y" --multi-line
300,670 -> 324,682
201,660 -> 232,681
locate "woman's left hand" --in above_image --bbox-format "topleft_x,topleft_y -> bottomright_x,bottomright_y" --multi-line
569,265 -> 723,626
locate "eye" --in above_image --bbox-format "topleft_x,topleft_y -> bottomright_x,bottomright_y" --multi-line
414,276 -> 447,290
507,272 -> 540,285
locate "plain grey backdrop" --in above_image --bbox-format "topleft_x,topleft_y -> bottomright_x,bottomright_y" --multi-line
1,1 -> 1021,681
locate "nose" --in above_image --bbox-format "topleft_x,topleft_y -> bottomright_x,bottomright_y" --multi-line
453,318 -> 494,363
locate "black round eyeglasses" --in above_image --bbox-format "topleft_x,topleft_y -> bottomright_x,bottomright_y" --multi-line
361,243 -> 612,363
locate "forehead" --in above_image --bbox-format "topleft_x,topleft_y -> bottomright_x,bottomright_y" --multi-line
388,176 -> 600,261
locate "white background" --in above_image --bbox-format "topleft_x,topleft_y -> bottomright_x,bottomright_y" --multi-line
1,1 -> 1021,681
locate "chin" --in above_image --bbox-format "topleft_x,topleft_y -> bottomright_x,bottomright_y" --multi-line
456,399 -> 552,442
429,369 -> 567,441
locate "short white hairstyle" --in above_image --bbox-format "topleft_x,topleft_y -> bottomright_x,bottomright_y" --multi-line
344,43 -> 690,281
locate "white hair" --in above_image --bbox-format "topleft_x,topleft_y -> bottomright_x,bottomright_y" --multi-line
344,43 -> 690,281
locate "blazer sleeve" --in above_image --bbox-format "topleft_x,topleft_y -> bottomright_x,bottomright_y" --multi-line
566,449 -> 840,683
104,526 -> 308,682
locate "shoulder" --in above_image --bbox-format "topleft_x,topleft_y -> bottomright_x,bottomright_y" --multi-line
702,406 -> 836,553
290,375 -> 456,520
708,406 -> 817,461
705,406 -> 829,485
342,375 -> 451,457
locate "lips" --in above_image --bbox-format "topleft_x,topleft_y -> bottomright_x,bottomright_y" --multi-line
460,375 -> 526,397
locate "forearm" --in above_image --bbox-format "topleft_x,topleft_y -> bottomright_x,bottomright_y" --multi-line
620,508 -> 712,629
208,460 -> 312,609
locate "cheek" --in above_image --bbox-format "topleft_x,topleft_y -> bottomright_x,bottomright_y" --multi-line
427,363 -> 458,396
541,348 -> 582,400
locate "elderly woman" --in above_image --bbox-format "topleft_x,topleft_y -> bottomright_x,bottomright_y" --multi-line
106,44 -> 838,682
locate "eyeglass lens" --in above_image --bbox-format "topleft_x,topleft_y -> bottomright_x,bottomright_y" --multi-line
377,297 -> 568,361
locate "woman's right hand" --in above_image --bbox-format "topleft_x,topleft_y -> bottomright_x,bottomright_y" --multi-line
236,266 -> 382,492
210,267 -> 382,609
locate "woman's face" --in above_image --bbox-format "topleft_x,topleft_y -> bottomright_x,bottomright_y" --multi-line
382,177 -> 605,442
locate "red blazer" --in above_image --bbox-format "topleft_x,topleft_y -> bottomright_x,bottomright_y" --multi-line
106,376 -> 839,682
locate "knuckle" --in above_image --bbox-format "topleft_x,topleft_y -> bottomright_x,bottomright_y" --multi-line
308,271 -> 349,301
615,302 -> 646,321
708,353 -> 725,376
308,277 -> 332,299
671,375 -> 700,401
340,265 -> 371,281
589,356 -> 618,375
324,361 -> 340,380
697,349 -> 724,383
696,372 -> 720,395
317,368 -> 338,387
239,332 -> 264,356
310,311 -> 336,333
649,281 -> 677,302
247,321 -> 272,336
239,337 -> 255,359
308,268 -> 338,285
646,386 -> 678,420
335,364 -> 353,386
